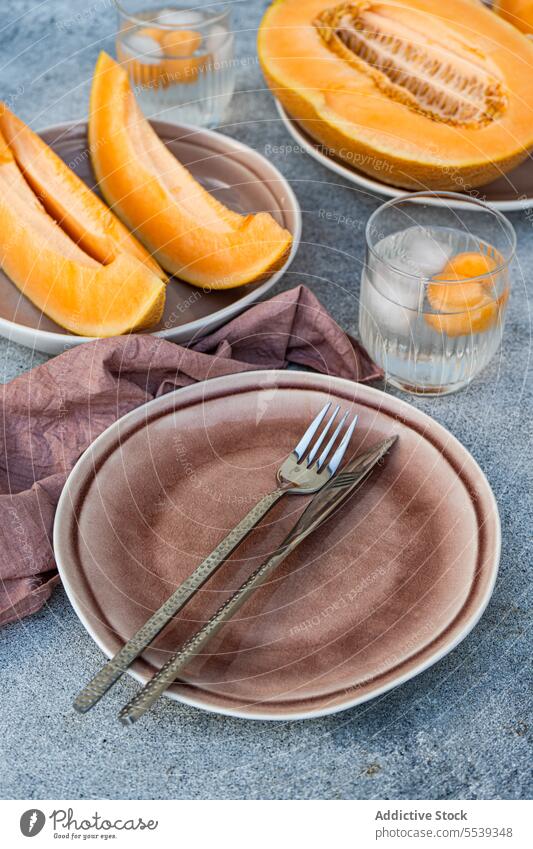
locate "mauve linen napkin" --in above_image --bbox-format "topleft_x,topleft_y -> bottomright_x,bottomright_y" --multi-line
0,285 -> 380,626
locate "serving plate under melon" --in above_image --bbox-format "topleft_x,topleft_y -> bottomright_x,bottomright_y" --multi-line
276,100 -> 533,212
0,120 -> 301,355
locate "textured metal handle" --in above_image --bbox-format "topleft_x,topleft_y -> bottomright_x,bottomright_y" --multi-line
73,488 -> 284,713
118,543 -> 294,725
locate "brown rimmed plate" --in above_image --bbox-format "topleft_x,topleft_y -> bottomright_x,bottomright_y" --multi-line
0,120 -> 301,356
276,100 -> 533,211
54,371 -> 500,720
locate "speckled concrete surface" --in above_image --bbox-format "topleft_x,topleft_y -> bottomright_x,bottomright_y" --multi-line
0,0 -> 531,801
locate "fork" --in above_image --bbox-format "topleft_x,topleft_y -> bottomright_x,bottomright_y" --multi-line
73,401 -> 357,713
118,436 -> 397,725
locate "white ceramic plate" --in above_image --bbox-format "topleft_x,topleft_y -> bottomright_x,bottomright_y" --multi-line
0,120 -> 301,355
276,100 -> 533,211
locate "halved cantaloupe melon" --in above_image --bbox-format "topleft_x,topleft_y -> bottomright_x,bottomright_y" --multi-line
258,0 -> 533,190
0,104 -> 165,279
89,52 -> 293,289
0,130 -> 165,336
494,0 -> 533,36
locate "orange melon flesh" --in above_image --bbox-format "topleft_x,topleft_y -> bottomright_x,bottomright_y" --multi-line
0,104 -> 165,279
159,30 -> 207,85
160,30 -> 203,56
116,30 -> 162,87
495,0 -> 533,36
89,52 -> 293,289
425,252 -> 506,336
258,0 -> 533,190
0,131 -> 165,337
116,26 -> 206,87
118,26 -> 204,55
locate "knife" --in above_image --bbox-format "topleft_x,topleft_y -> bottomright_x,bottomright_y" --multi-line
118,435 -> 397,725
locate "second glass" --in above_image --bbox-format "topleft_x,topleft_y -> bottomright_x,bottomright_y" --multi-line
359,192 -> 516,395
114,2 -> 235,127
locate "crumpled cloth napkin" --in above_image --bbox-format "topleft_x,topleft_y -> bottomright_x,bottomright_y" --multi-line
0,285 -> 380,627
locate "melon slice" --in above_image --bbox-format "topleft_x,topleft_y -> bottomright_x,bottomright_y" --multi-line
116,28 -> 165,87
89,52 -> 293,289
0,130 -> 165,337
0,104 -> 165,279
425,252 -> 508,337
116,26 -> 207,86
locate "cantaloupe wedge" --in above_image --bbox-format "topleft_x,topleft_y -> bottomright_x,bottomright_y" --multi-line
0,130 -> 165,337
425,252 -> 508,337
0,104 -> 165,279
89,52 -> 293,289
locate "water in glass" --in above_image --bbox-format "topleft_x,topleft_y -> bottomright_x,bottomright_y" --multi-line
116,5 -> 235,126
359,224 -> 510,394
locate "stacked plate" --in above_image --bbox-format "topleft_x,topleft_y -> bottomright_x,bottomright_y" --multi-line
55,371 -> 500,720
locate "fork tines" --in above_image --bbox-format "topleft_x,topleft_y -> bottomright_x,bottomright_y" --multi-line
298,402 -> 358,473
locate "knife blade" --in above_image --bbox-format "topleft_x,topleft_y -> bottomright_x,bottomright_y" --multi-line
118,435 -> 398,724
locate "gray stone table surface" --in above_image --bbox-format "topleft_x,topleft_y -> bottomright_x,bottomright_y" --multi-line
0,0 -> 531,801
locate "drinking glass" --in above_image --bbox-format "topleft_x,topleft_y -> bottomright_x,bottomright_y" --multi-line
358,192 -> 516,395
114,1 -> 235,127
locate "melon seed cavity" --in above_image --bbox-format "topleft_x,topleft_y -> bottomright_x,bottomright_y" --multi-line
314,1 -> 507,127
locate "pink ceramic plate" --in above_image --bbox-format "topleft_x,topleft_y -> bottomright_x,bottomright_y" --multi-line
54,371 -> 500,720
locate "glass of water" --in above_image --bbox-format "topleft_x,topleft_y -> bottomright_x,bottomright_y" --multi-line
114,1 -> 235,127
359,192 -> 516,395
